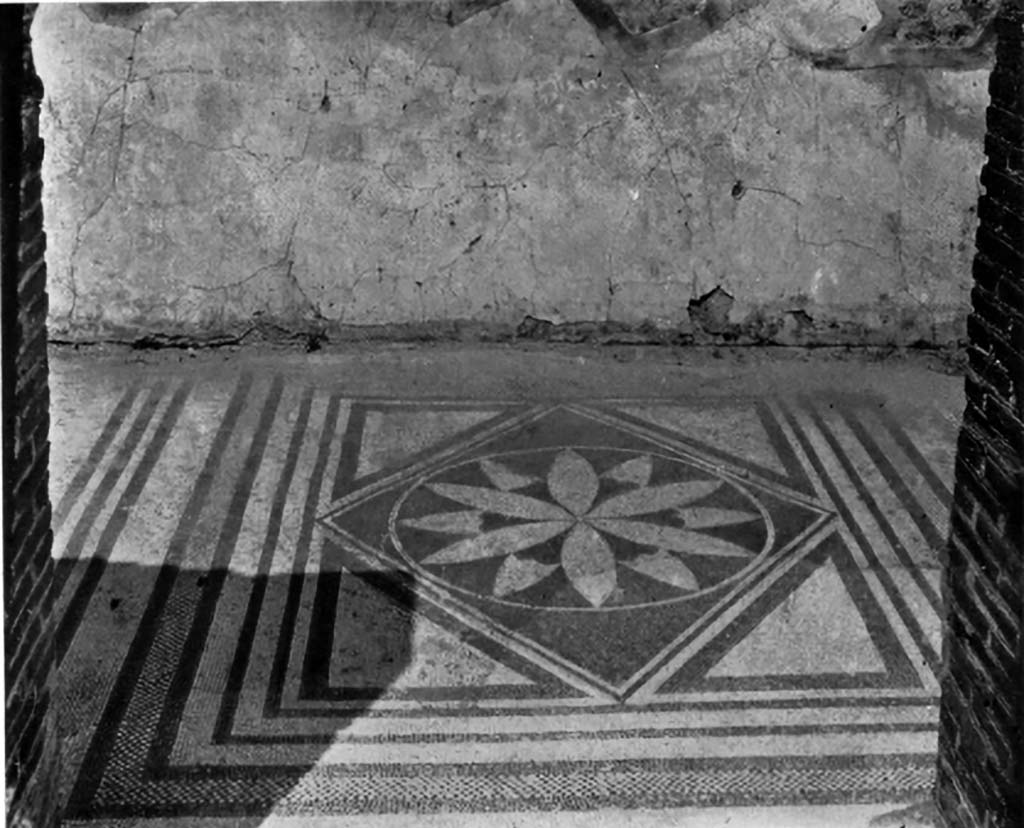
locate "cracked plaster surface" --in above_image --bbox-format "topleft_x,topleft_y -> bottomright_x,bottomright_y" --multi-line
35,0 -> 988,344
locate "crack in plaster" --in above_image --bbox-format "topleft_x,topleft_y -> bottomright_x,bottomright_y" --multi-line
112,26 -> 144,190
795,232 -> 895,260
729,39 -> 790,135
186,217 -> 321,320
621,69 -> 694,247
279,217 -> 323,319
77,67 -> 217,175
126,118 -> 282,166
887,73 -> 926,318
64,194 -> 112,327
572,117 -> 620,152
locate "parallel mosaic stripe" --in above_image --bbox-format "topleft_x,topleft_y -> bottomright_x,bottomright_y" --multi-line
777,400 -> 942,677
66,374 -> 255,814
56,382 -> 192,664
52,385 -> 138,531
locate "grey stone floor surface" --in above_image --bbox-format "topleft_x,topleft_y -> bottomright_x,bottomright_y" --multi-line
48,343 -> 961,827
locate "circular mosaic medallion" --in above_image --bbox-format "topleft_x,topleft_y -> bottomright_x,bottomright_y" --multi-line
389,446 -> 773,611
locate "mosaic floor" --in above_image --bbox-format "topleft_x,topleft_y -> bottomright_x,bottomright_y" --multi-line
49,347 -> 959,825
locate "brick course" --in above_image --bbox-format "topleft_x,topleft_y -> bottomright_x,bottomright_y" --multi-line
935,2 -> 1024,826
2,4 -> 60,827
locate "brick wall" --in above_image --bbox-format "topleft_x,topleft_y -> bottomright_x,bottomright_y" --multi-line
935,2 -> 1024,827
2,4 -> 60,827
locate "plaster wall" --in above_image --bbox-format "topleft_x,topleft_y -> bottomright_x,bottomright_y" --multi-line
33,0 -> 991,344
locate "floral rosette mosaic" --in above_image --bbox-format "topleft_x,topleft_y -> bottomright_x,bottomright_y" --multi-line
390,447 -> 773,611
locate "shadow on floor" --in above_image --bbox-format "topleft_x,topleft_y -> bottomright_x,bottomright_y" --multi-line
57,558 -> 417,823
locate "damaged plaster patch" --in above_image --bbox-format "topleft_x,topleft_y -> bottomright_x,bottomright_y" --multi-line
79,3 -> 192,29
787,0 -> 999,69
688,285 -> 735,335
443,0 -> 998,68
441,0 -> 509,25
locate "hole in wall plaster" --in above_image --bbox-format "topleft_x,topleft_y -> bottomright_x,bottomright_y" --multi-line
688,286 -> 734,335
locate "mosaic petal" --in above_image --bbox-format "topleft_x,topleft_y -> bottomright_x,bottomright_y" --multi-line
547,449 -> 600,516
422,521 -> 571,565
479,458 -> 537,491
588,480 -> 722,519
604,454 -> 653,487
623,549 -> 700,591
428,483 -> 570,521
401,510 -> 484,535
675,507 -> 760,529
592,519 -> 755,558
560,523 -> 617,607
493,554 -> 559,597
